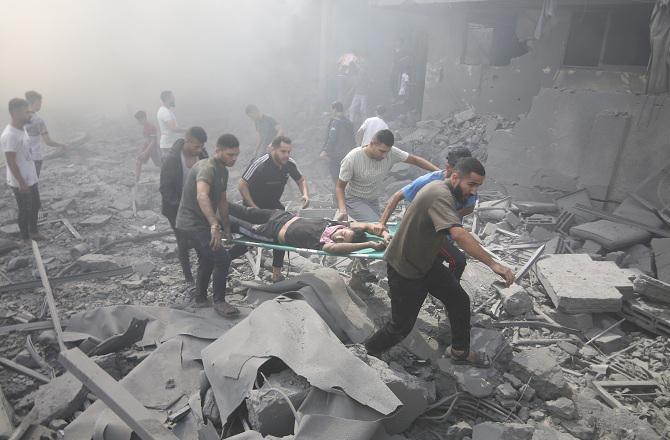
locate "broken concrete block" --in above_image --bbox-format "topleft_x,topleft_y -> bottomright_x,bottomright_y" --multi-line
246,370 -> 310,437
132,261 -> 155,276
532,426 -> 580,440
446,421 -> 473,440
651,238 -> 670,284
202,388 -> 220,426
482,222 -> 498,237
580,240 -> 603,255
508,348 -> 569,400
604,251 -> 626,266
31,372 -> 88,422
515,202 -> 558,215
584,328 -> 629,354
505,212 -> 521,229
536,254 -> 630,313
76,254 -> 121,272
545,397 -> 576,420
621,244 -> 653,276
543,309 -> 593,332
530,226 -> 558,242
454,108 -> 476,125
472,422 -> 534,440
613,196 -> 664,229
570,220 -> 650,251
499,285 -> 533,316
472,327 -> 513,369
69,243 -> 90,259
79,214 -> 111,226
495,383 -> 518,400
7,256 -> 30,271
437,357 -> 497,398
400,328 -> 442,362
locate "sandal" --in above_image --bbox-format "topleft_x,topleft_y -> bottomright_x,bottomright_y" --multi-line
448,347 -> 492,369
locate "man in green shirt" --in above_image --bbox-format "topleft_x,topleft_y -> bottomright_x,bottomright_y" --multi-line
365,158 -> 515,367
176,134 -> 241,317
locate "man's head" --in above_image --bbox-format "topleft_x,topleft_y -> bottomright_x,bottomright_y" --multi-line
183,126 -> 207,157
8,98 -> 31,127
245,104 -> 261,121
375,105 -> 386,117
449,157 -> 485,203
134,110 -> 147,124
160,90 -> 175,107
214,134 -> 240,167
445,146 -> 472,176
270,136 -> 292,166
366,129 -> 395,161
331,101 -> 344,115
331,227 -> 367,244
25,91 -> 42,111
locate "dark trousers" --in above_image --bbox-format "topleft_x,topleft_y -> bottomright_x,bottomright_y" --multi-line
254,201 -> 286,269
12,184 -> 41,240
365,260 -> 471,356
34,160 -> 43,178
180,228 -> 231,302
327,156 -> 344,185
440,239 -> 467,280
167,216 -> 195,282
229,203 -> 292,244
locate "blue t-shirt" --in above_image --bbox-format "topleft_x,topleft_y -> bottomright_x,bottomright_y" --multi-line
401,170 -> 477,210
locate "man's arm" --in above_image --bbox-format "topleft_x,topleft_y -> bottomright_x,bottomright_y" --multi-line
335,179 -> 348,221
238,179 -> 258,208
42,134 -> 66,148
322,240 -> 384,255
450,226 -> 514,286
275,124 -> 284,137
379,190 -> 405,226
4,152 -> 28,192
217,191 -> 232,242
405,154 -> 440,172
295,177 -> 310,208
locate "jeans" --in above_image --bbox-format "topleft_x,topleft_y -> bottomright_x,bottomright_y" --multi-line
349,94 -> 368,124
180,229 -> 231,302
365,260 -> 471,356
440,239 -> 467,280
167,216 -> 195,282
12,184 -> 41,239
345,196 -> 380,222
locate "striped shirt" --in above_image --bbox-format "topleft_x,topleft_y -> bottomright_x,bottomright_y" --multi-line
242,154 -> 302,208
339,146 -> 409,200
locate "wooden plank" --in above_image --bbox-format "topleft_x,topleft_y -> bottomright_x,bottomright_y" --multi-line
59,348 -> 180,440
0,357 -> 50,384
31,241 -> 66,352
0,321 -> 54,336
60,218 -> 82,240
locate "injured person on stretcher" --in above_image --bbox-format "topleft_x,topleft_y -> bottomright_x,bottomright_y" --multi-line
228,203 -> 391,254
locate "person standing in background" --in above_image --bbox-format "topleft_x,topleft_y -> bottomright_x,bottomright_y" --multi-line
157,90 -> 185,160
24,91 -> 67,177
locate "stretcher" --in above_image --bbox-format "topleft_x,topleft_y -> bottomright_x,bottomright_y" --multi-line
232,223 -> 398,278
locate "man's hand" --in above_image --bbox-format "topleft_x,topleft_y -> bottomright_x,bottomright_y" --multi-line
336,211 -> 348,222
19,183 -> 29,193
369,241 -> 386,251
301,195 -> 310,209
491,262 -> 515,287
210,227 -> 222,250
370,223 -> 386,236
381,231 -> 392,245
319,151 -> 328,160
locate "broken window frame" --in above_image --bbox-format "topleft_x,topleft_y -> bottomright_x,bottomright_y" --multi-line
562,5 -> 652,72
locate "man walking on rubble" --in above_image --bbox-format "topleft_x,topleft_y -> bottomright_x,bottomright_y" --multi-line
378,146 -> 475,279
365,158 -> 515,366
160,126 -> 209,285
134,110 -> 161,182
320,101 -> 355,185
157,90 -> 186,160
356,105 -> 388,147
239,135 -> 310,282
2,98 -> 43,243
245,105 -> 283,159
24,91 -> 67,177
176,134 -> 240,317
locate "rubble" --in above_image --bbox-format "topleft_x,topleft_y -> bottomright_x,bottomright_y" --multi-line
508,348 -> 570,400
498,285 -> 533,316
651,238 -> 670,284
471,422 -> 534,440
75,253 -> 123,271
545,397 -> 576,420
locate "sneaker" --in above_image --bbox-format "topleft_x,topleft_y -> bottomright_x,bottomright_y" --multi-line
213,301 -> 240,317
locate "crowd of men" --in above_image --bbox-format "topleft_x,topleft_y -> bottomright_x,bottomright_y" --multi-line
2,90 -> 514,366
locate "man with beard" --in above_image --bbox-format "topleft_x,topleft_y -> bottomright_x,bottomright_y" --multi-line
364,158 -> 515,367
239,135 -> 309,282
157,90 -> 186,160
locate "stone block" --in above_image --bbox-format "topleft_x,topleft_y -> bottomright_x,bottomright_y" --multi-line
447,421 -> 473,440
400,328 -> 442,363
76,254 -> 122,272
508,348 -> 570,400
471,327 -> 513,369
570,220 -> 650,251
543,309 -> 593,332
621,244 -> 653,276
437,357 -> 497,398
545,397 -> 576,420
499,285 -> 533,316
584,328 -> 629,354
651,238 -> 670,284
472,422 -> 534,440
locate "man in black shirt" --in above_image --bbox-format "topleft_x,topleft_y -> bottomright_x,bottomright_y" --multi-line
239,135 -> 310,282
320,101 -> 355,185
245,104 -> 283,158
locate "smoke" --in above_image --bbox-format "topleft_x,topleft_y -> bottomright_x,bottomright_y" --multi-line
0,0 -> 317,120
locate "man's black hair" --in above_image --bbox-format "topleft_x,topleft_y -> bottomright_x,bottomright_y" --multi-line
134,110 -> 147,120
375,105 -> 386,116
245,104 -> 259,114
446,146 -> 472,166
351,229 -> 367,243
372,129 -> 394,147
331,101 -> 344,113
454,157 -> 485,177
271,135 -> 292,148
160,90 -> 172,102
217,133 -> 240,149
25,91 -> 42,103
186,126 -> 207,144
8,98 -> 28,116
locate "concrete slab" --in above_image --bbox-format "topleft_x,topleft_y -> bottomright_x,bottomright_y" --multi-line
613,196 -> 665,229
570,220 -> 650,251
651,238 -> 670,284
536,254 -> 631,313
508,348 -> 570,400
436,357 -> 497,398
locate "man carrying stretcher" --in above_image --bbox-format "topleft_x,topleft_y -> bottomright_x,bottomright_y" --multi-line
228,203 -> 390,254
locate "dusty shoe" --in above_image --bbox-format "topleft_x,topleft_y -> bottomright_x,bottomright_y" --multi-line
213,301 -> 240,317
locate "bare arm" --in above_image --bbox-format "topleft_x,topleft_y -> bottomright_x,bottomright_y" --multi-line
238,179 -> 258,208
218,191 -> 232,241
295,177 -> 310,208
335,179 -> 348,220
196,180 -> 220,228
322,240 -> 384,254
42,134 -> 66,148
450,226 -> 514,286
4,152 -> 28,191
379,190 -> 405,226
406,154 -> 439,172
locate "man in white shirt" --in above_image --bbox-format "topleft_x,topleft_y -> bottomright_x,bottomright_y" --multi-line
24,91 -> 67,176
1,98 -> 42,242
336,129 -> 439,223
157,90 -> 185,159
356,105 -> 388,147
